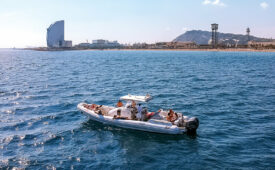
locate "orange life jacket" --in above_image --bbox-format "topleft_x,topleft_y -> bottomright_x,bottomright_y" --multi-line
117,102 -> 123,107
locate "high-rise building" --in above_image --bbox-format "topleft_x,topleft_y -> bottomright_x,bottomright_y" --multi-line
47,20 -> 72,48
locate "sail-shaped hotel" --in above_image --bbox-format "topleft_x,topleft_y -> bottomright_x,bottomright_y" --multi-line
47,20 -> 72,48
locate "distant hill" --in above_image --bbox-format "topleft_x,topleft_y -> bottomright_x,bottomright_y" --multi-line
173,30 -> 272,45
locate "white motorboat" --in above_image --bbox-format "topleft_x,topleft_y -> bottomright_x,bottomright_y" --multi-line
77,94 -> 199,135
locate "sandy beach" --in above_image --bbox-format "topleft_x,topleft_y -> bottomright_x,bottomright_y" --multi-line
29,47 -> 275,53
84,48 -> 275,53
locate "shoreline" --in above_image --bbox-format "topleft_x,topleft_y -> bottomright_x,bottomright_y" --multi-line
24,47 -> 275,53
88,48 -> 275,52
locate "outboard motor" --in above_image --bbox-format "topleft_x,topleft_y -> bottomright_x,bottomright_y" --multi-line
185,117 -> 199,135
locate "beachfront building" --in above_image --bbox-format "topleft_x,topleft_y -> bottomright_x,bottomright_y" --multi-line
248,41 -> 275,49
167,42 -> 198,49
132,43 -> 149,49
152,42 -> 198,49
76,39 -> 122,49
47,20 -> 72,48
91,39 -> 121,48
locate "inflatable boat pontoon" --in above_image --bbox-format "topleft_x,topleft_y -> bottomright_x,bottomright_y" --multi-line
77,94 -> 199,135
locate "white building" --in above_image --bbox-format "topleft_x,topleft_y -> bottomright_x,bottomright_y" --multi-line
92,39 -> 107,44
91,39 -> 121,48
76,39 -> 121,49
47,20 -> 72,48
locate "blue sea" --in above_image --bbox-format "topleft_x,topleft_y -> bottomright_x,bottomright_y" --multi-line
0,49 -> 274,169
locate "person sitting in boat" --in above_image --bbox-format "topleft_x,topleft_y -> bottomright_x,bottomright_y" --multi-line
84,104 -> 96,110
83,104 -> 89,109
131,106 -> 138,120
137,104 -> 142,120
113,109 -> 121,119
116,100 -> 123,107
130,101 -> 138,120
131,100 -> 136,107
94,105 -> 103,115
150,109 -> 162,120
113,109 -> 128,119
167,109 -> 178,123
141,108 -> 148,121
90,104 -> 97,110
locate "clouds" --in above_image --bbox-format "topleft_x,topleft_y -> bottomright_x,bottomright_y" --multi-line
260,2 -> 269,9
202,0 -> 226,7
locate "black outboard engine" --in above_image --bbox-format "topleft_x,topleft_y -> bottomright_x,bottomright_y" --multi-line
185,117 -> 199,135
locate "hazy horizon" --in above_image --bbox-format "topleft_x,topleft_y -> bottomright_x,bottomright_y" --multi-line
0,0 -> 274,48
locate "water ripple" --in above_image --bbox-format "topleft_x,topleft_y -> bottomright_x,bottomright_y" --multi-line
0,50 -> 274,169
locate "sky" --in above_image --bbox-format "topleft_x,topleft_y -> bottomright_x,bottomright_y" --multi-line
0,0 -> 274,48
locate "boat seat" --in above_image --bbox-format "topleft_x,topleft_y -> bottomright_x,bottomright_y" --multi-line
101,105 -> 115,116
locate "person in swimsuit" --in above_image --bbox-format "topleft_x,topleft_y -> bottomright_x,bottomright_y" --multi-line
167,109 -> 178,123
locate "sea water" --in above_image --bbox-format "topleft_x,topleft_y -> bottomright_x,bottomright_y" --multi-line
0,49 -> 274,169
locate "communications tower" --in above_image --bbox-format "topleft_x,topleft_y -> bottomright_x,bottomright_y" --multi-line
211,23 -> 219,48
246,27 -> 250,41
